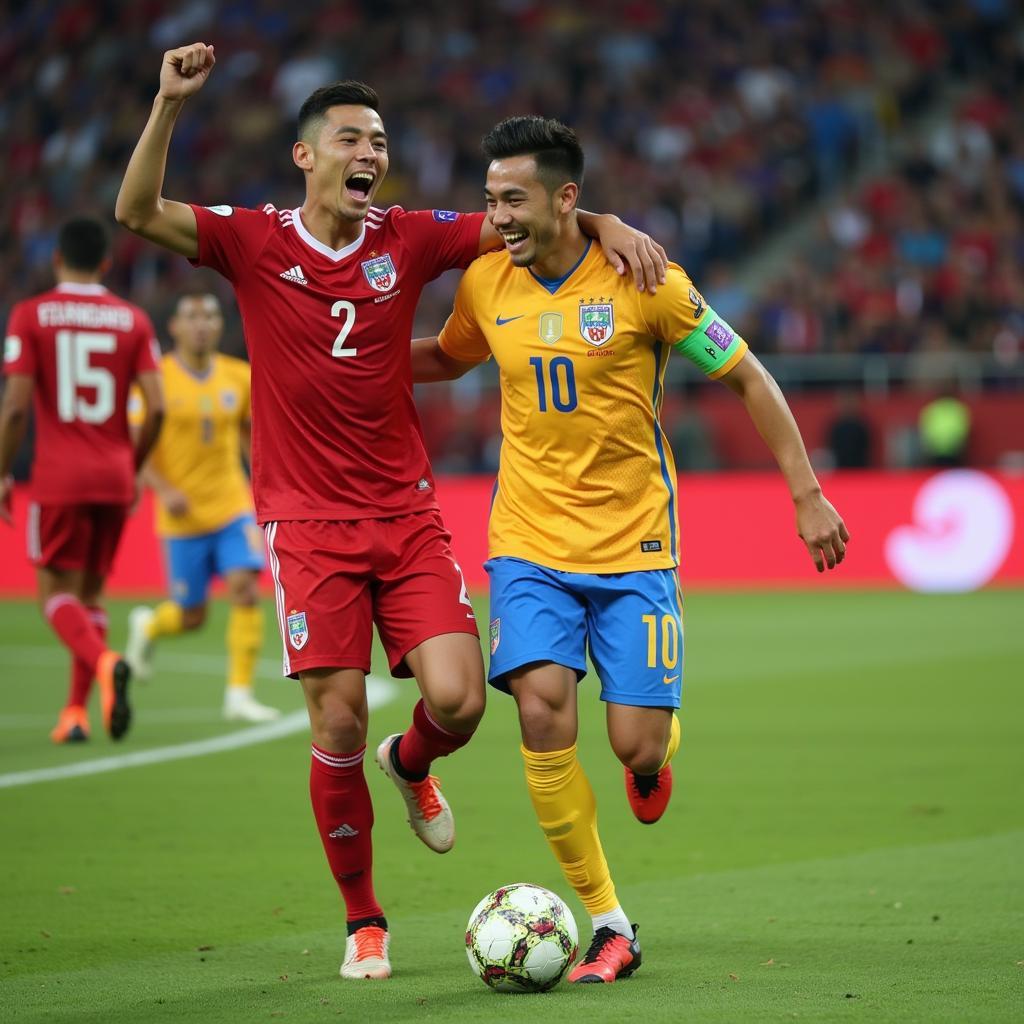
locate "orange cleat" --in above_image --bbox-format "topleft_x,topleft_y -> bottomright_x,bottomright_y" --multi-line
50,705 -> 90,744
568,925 -> 642,984
341,919 -> 391,980
625,764 -> 673,824
95,650 -> 132,740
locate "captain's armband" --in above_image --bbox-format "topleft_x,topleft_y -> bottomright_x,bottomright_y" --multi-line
673,307 -> 748,379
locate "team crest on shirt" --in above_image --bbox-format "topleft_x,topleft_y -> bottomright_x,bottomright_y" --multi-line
287,610 -> 309,651
221,389 -> 238,411
579,301 -> 615,347
361,253 -> 397,292
489,618 -> 501,655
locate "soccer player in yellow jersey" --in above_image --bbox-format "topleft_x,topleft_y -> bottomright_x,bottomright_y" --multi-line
126,291 -> 278,722
412,117 -> 850,983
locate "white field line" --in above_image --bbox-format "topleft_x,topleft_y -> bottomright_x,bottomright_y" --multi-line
0,644 -> 398,789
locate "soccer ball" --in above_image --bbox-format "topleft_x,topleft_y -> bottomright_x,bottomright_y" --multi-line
465,882 -> 579,992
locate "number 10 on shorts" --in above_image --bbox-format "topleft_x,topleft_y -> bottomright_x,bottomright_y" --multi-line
642,613 -> 680,670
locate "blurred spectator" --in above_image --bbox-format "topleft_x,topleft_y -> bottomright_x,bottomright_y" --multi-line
826,390 -> 872,469
918,388 -> 971,467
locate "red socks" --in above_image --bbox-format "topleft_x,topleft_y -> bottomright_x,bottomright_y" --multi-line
309,745 -> 382,923
45,595 -> 106,678
66,607 -> 108,709
396,699 -> 474,779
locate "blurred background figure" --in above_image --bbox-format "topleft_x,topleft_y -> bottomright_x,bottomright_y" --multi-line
826,389 -> 872,469
918,385 -> 972,467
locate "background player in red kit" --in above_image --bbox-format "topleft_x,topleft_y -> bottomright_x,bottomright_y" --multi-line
115,42 -> 666,980
0,217 -> 165,743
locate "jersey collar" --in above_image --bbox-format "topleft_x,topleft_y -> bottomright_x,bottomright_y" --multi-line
528,238 -> 593,295
55,283 -> 107,295
290,209 -> 366,262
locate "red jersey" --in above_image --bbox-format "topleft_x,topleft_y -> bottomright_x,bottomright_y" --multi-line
190,203 -> 484,523
3,283 -> 160,504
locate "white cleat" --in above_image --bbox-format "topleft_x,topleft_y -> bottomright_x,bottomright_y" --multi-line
340,924 -> 391,980
223,688 -> 281,722
125,606 -> 156,680
375,733 -> 455,853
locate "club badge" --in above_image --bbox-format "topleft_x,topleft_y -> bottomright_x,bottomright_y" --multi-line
579,301 -> 614,346
361,253 -> 397,292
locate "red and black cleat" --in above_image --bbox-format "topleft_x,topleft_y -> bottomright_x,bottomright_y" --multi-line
567,925 -> 642,984
625,764 -> 673,824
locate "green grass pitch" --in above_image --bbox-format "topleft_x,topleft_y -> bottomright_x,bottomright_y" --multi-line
1,589 -> 1021,1023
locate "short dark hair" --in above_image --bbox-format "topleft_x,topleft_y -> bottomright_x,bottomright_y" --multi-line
57,217 -> 109,271
482,116 -> 584,192
297,81 -> 380,140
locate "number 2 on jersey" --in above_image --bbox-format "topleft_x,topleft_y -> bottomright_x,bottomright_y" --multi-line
55,330 -> 116,423
331,300 -> 358,358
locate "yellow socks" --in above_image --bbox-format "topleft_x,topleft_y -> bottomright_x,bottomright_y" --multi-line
148,601 -> 184,639
226,605 -> 263,689
660,713 -> 681,771
521,744 -> 618,915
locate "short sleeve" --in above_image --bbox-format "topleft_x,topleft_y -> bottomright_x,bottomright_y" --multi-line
3,303 -> 35,376
438,266 -> 491,364
641,266 -> 748,379
393,209 -> 486,282
189,204 -> 276,282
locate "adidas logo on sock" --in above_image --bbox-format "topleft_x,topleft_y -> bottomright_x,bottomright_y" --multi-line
329,823 -> 359,838
279,264 -> 308,285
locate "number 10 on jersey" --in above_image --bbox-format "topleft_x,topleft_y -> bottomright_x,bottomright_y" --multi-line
530,356 -> 577,413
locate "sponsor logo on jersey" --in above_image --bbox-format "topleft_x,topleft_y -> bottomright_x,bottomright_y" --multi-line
705,319 -> 735,350
416,478 -> 431,491
538,312 -> 563,343
432,210 -> 459,222
221,390 -> 238,411
205,205 -> 234,217
361,253 -> 397,292
495,314 -> 524,326
640,540 -> 663,553
489,617 -> 501,655
279,265 -> 308,286
287,610 -> 309,650
689,286 -> 706,320
579,301 -> 614,346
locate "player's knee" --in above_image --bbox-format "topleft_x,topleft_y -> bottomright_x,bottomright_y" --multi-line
428,685 -> 485,734
613,735 -> 664,776
311,696 -> 367,751
516,695 -> 570,750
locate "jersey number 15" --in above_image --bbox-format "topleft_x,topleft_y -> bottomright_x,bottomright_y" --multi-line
56,330 -> 116,424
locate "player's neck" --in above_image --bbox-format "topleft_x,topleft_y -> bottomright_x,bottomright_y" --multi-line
56,271 -> 103,287
298,201 -> 363,252
176,349 -> 213,374
530,223 -> 587,282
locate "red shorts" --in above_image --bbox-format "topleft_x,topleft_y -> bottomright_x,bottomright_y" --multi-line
264,510 -> 479,678
27,502 -> 128,576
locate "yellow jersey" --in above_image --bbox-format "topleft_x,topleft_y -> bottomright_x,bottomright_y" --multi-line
134,353 -> 254,538
438,242 -> 747,572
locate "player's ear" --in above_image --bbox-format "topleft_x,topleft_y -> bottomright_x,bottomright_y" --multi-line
293,140 -> 313,173
557,182 -> 579,215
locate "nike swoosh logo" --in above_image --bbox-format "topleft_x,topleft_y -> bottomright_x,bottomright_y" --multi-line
495,315 -> 524,326
662,674 -> 678,685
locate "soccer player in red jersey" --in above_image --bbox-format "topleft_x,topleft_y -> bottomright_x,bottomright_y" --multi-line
0,217 -> 165,743
115,41 -> 666,981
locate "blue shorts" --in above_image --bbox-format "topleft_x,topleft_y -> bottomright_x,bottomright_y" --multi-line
485,557 -> 683,708
165,513 -> 265,609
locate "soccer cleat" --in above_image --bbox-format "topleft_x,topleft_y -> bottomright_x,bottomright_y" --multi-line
340,918 -> 391,980
567,924 -> 642,984
95,650 -> 132,740
223,688 -> 281,723
50,705 -> 90,744
375,733 -> 455,853
125,606 -> 156,680
625,764 -> 673,824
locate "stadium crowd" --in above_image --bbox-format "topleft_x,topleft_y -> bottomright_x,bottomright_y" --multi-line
2,0 -> 1022,471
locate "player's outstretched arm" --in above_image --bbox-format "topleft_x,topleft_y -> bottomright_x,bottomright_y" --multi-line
411,337 -> 479,383
719,353 -> 850,572
0,375 -> 33,525
115,43 -> 216,258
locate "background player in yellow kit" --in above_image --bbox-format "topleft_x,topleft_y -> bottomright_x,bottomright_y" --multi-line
412,116 -> 849,983
127,290 -> 278,723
